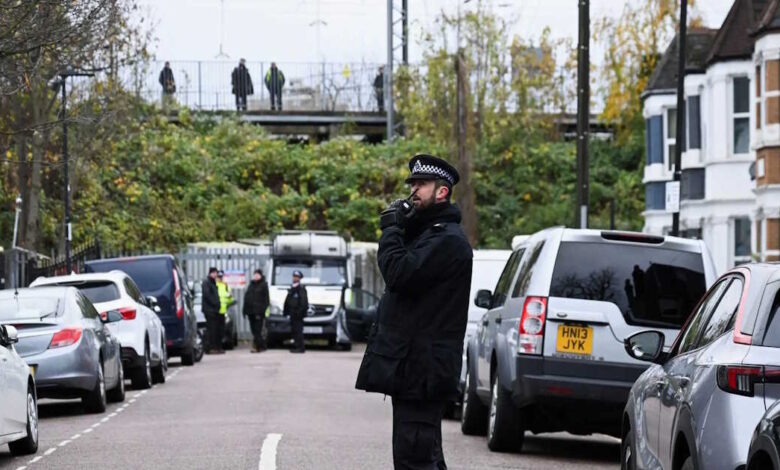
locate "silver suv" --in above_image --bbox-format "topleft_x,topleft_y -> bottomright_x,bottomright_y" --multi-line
460,228 -> 717,452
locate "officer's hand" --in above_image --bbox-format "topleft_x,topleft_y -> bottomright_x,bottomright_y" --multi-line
380,199 -> 415,230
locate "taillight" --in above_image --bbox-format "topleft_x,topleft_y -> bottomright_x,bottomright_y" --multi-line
716,365 -> 780,397
49,327 -> 83,349
519,296 -> 547,355
118,307 -> 136,320
173,269 -> 183,319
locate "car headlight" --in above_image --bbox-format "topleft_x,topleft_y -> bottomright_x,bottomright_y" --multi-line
269,304 -> 282,316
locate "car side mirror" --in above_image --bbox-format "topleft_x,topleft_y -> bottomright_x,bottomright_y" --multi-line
474,289 -> 492,309
624,331 -> 665,363
103,310 -> 124,324
146,295 -> 158,307
1,325 -> 19,345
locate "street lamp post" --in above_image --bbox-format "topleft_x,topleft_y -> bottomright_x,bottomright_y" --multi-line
56,67 -> 94,273
12,194 -> 22,248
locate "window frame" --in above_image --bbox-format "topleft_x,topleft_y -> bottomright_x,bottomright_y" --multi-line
676,278 -> 732,355
696,276 -> 744,348
491,249 -> 524,309
734,217 -> 753,266
732,76 -> 751,155
664,107 -> 677,172
687,95 -> 701,151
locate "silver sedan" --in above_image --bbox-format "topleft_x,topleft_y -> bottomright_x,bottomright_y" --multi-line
0,287 -> 125,414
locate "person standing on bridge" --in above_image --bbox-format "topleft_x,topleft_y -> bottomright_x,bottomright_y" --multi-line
231,58 -> 254,112
373,66 -> 384,112
243,269 -> 270,353
265,62 -> 285,111
283,270 -> 308,354
158,61 -> 176,110
356,154 -> 473,470
202,267 -> 222,355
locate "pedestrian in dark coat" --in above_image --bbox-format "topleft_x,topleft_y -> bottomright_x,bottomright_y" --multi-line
231,58 -> 254,111
158,61 -> 176,110
264,62 -> 285,111
243,269 -> 270,353
201,267 -> 222,354
373,66 -> 384,112
356,154 -> 473,470
283,270 -> 308,353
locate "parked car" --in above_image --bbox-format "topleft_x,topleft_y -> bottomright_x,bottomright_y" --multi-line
0,325 -> 38,456
0,287 -> 125,414
747,399 -> 780,470
86,255 -> 199,366
31,271 -> 168,388
191,281 -> 236,352
460,228 -> 717,453
623,263 -> 780,470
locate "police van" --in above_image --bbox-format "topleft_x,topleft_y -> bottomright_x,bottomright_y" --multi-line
265,231 -> 359,350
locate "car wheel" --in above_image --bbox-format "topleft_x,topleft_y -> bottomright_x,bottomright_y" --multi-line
486,372 -> 523,452
8,385 -> 39,456
621,427 -> 636,470
194,330 -> 205,363
461,365 -> 488,436
181,343 -> 195,366
107,361 -> 126,403
681,456 -> 694,470
131,344 -> 153,390
83,361 -> 107,413
152,340 -> 167,384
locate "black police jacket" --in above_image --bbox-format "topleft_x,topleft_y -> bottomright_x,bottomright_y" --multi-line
283,283 -> 309,319
243,280 -> 270,319
355,202 -> 473,401
202,277 -> 220,315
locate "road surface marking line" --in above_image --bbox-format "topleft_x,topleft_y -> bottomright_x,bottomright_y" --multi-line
91,422 -> 101,429
83,428 -> 93,434
71,433 -> 81,440
59,440 -> 70,447
109,412 -> 117,417
258,433 -> 283,470
101,417 -> 110,423
15,466 -> 27,470
44,448 -> 56,456
28,457 -> 42,464
130,398 -> 137,403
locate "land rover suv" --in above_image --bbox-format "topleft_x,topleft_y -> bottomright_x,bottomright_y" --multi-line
460,228 -> 718,452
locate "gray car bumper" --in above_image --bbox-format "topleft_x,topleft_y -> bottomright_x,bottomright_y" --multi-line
26,342 -> 98,399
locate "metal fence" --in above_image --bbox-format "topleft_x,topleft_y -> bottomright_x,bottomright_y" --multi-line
123,60 -> 385,112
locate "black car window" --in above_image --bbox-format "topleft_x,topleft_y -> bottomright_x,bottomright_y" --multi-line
87,258 -> 171,293
75,292 -> 99,319
492,249 -> 524,308
697,277 -> 744,348
123,277 -> 144,303
512,241 -> 546,298
761,287 -> 780,348
68,281 -> 120,304
678,279 -> 730,354
549,242 -> 706,329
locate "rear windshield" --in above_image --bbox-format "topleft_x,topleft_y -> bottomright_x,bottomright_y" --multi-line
87,259 -> 171,293
64,281 -> 120,304
0,295 -> 61,321
549,242 -> 706,328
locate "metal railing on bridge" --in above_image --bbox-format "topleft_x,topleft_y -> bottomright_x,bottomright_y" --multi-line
124,60 -> 385,112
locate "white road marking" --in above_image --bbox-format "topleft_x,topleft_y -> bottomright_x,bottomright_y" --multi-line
258,433 -> 283,470
28,457 -> 42,464
90,422 -> 101,429
109,412 -> 118,417
83,428 -> 93,434
101,417 -> 110,423
59,440 -> 71,447
44,448 -> 57,456
70,433 -> 81,440
129,399 -> 137,403
15,466 -> 27,470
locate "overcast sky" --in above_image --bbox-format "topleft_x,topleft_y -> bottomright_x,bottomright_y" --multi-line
137,0 -> 735,66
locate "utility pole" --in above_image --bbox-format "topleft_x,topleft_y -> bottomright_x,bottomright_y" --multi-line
386,0 -> 394,140
402,0 -> 408,65
57,68 -> 94,273
576,0 -> 590,229
671,0 -> 687,237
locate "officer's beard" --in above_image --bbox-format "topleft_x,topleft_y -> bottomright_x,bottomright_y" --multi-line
412,192 -> 436,212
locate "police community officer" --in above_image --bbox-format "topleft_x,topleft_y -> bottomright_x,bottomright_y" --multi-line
283,270 -> 309,354
201,267 -> 222,355
356,154 -> 473,470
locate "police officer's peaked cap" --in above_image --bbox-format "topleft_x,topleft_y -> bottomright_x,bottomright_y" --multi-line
405,154 -> 460,186
292,270 -> 304,278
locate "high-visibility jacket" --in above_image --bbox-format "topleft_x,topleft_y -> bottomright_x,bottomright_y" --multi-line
217,281 -> 234,315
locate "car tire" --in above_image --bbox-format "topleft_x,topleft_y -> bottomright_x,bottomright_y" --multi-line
8,385 -> 38,456
83,361 -> 107,414
181,344 -> 195,366
486,373 -> 523,452
131,344 -> 153,390
681,456 -> 694,470
194,330 -> 205,363
461,365 -> 488,436
621,426 -> 636,470
152,340 -> 167,384
107,361 -> 126,403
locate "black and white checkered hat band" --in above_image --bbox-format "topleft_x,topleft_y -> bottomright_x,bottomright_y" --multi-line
412,161 -> 454,185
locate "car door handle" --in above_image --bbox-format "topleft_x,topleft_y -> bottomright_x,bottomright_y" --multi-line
482,319 -> 489,326
495,317 -> 502,324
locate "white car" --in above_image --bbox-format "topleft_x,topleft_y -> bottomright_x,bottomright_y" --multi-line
0,325 -> 38,456
31,271 -> 167,389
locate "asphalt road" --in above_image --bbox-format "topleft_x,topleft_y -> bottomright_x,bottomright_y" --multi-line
0,344 -> 620,470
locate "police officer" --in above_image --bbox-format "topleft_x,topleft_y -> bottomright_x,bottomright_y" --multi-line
216,270 -> 235,353
201,267 -> 221,355
356,154 -> 473,470
243,269 -> 270,353
283,270 -> 308,354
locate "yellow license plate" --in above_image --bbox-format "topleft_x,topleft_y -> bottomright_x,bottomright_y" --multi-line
556,325 -> 593,355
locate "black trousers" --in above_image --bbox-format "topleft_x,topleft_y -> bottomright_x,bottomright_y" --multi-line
235,94 -> 247,111
270,90 -> 282,110
205,312 -> 220,351
249,315 -> 266,350
290,314 -> 305,351
392,399 -> 447,470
